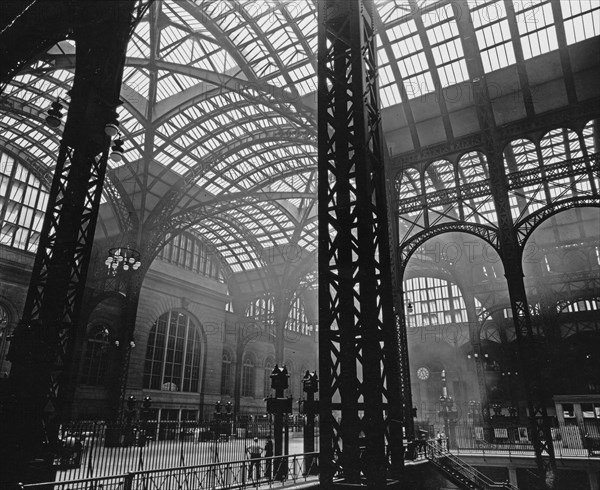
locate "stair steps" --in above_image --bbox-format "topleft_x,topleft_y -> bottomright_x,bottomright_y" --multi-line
424,441 -> 519,490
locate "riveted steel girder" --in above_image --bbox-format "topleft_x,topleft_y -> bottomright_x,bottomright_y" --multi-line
318,1 -> 405,487
1,2 -> 138,486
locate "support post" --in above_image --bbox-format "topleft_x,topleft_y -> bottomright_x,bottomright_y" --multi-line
318,1 -> 404,487
487,148 -> 557,487
301,371 -> 319,475
0,3 -> 137,488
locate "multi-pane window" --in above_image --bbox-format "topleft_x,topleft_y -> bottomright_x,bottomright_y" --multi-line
560,0 -> 600,45
564,299 -> 599,313
540,128 -> 587,199
143,311 -> 202,392
504,138 -> 544,220
158,233 -> 225,282
80,326 -> 112,386
387,20 -> 434,99
457,152 -> 495,225
404,277 -> 468,327
583,120 -> 598,154
514,0 -> 558,60
470,1 -> 516,73
0,303 -> 13,377
241,353 -> 255,397
285,295 -> 312,336
423,4 -> 469,87
264,357 -> 274,397
246,295 -> 275,326
221,350 -> 232,396
0,152 -> 48,252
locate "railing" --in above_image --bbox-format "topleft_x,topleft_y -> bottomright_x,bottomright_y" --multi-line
425,441 -> 518,490
50,420 -> 310,482
19,452 -> 320,490
452,423 -> 599,459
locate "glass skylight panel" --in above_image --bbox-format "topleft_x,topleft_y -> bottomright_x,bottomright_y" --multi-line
505,139 -> 539,172
122,67 -> 150,100
423,5 -> 469,87
471,1 -> 515,73
515,0 -> 558,59
458,152 -> 489,185
128,22 -> 150,58
376,0 -> 413,24
166,1 -> 205,32
560,0 -> 600,45
386,19 -> 434,98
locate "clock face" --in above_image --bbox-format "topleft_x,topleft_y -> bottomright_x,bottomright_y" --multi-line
417,367 -> 430,381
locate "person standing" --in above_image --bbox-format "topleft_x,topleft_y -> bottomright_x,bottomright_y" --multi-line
246,437 -> 263,479
264,439 -> 273,480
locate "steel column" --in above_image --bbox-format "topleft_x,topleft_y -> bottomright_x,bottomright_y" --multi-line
455,2 -> 558,482
318,1 -> 404,487
487,149 -> 557,487
1,3 -> 137,487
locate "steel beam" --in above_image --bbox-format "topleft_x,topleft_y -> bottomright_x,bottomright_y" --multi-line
318,1 -> 404,487
1,3 -> 137,487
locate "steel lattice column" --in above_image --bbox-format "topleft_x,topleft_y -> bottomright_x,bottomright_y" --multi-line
487,149 -> 557,486
454,2 -> 558,483
1,3 -> 137,487
318,1 -> 404,487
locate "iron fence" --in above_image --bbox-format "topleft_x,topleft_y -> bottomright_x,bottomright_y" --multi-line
20,452 -> 320,490
52,420 -> 315,482
451,423 -> 597,458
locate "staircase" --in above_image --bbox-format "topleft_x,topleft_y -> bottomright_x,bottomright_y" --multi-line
424,441 -> 519,490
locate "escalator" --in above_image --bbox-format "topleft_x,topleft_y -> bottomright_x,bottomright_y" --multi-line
424,441 -> 519,490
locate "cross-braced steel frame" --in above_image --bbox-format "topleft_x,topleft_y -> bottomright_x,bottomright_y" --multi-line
1,2 -> 138,487
317,1 -> 405,488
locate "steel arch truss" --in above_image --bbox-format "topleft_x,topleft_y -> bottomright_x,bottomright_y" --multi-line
398,222 -> 501,275
317,1 -> 404,487
515,197 -> 600,247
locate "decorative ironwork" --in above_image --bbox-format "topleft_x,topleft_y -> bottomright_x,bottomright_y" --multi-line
398,222 -> 501,275
516,197 -> 600,246
318,1 -> 404,487
2,3 -> 138,486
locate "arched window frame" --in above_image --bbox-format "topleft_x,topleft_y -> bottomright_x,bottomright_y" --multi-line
221,349 -> 233,396
80,324 -> 113,386
0,302 -> 15,378
285,295 -> 310,335
0,152 -> 49,252
404,276 -> 468,327
241,352 -> 256,397
143,310 -> 203,393
157,232 -> 225,282
264,357 -> 274,398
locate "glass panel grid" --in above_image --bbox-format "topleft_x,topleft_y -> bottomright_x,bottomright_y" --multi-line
515,0 -> 558,59
404,276 -> 468,327
424,5 -> 469,87
470,1 -> 516,72
0,152 -> 49,252
143,311 -> 202,392
560,0 -> 600,45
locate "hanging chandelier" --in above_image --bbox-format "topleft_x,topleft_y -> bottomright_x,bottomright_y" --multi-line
105,246 -> 141,275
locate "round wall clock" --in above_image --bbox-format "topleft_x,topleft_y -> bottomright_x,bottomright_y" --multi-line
417,367 -> 430,380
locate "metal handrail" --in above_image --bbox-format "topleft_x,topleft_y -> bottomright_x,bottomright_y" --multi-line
19,452 -> 320,490
426,441 -> 519,490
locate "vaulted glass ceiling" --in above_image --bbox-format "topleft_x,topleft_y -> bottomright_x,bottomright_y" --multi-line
1,0 -> 598,276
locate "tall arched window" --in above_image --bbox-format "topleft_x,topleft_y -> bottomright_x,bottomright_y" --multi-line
143,311 -> 202,392
0,303 -> 13,377
264,357 -> 274,397
0,152 -> 49,252
221,350 -> 233,396
80,325 -> 112,386
241,353 -> 255,397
